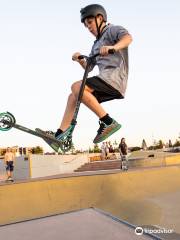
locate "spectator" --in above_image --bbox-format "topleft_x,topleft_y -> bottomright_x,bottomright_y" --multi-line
105,142 -> 109,159
109,144 -> 114,153
119,138 -> 128,170
4,147 -> 15,181
101,142 -> 106,160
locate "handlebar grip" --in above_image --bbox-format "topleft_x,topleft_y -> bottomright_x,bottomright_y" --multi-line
78,55 -> 84,60
72,55 -> 84,61
108,49 -> 115,54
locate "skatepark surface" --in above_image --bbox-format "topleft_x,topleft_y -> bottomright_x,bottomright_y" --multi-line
0,208 -> 157,240
0,162 -> 180,239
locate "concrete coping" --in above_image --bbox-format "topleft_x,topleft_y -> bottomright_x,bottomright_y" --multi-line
0,164 -> 180,186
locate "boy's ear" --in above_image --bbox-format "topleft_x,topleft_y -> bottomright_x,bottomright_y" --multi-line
97,14 -> 104,21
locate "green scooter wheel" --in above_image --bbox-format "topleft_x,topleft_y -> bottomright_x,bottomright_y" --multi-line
59,137 -> 73,152
0,112 -> 16,131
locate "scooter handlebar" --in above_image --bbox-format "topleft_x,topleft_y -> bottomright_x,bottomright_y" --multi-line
107,49 -> 115,54
77,55 -> 86,60
74,49 -> 115,61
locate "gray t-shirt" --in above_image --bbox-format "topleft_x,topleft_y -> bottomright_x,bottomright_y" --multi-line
90,24 -> 129,97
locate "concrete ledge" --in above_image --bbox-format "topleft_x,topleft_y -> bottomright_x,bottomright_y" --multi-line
128,154 -> 180,168
0,165 -> 180,235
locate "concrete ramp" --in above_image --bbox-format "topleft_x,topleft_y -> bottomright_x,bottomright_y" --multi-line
0,208 -> 155,240
0,166 -> 180,238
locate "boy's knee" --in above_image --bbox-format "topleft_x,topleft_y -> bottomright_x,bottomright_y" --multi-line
68,93 -> 76,102
71,81 -> 81,96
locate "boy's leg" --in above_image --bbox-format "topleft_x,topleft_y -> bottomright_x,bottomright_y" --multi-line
36,80 -> 107,151
59,81 -> 106,131
6,163 -> 10,179
121,155 -> 128,171
10,163 -> 14,179
59,80 -> 121,143
37,79 -> 121,149
7,171 -> 10,178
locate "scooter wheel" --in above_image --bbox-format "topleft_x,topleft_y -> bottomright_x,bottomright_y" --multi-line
60,137 -> 72,152
0,112 -> 16,131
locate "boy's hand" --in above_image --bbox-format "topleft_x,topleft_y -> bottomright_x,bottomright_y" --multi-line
100,46 -> 115,56
72,52 -> 86,69
72,52 -> 82,62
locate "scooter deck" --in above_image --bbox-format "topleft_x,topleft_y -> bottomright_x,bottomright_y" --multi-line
1,120 -> 62,146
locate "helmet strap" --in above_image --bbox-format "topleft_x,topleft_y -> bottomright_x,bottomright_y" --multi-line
95,17 -> 105,40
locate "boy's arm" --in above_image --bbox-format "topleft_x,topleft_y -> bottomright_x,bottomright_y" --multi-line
4,153 -> 7,163
114,34 -> 132,51
72,52 -> 87,69
100,34 -> 132,55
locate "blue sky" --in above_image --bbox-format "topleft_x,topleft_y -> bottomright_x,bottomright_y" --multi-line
0,0 -> 180,151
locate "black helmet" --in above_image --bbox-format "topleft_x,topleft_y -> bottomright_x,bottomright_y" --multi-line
80,4 -> 107,23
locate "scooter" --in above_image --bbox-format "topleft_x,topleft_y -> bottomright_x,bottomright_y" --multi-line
0,49 -> 114,152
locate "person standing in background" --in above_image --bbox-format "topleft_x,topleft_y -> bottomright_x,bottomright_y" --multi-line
101,142 -> 106,160
105,142 -> 110,159
4,147 -> 15,181
119,138 -> 128,170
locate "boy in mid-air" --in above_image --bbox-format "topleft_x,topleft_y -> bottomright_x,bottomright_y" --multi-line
37,4 -> 132,151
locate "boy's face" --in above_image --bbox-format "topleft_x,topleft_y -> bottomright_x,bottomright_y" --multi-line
7,147 -> 11,152
84,15 -> 104,37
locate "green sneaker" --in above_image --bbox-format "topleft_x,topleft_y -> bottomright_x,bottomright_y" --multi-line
93,119 -> 121,144
35,129 -> 60,152
35,126 -> 74,152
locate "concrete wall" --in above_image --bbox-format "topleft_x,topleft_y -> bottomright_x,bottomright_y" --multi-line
0,159 -> 6,180
0,166 -> 180,234
30,154 -> 89,178
0,154 -> 89,180
1,153 -> 180,181
128,154 -> 180,168
13,156 -> 30,180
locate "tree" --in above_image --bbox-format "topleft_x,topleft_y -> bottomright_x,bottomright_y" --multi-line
113,140 -> 118,146
93,143 -> 100,153
168,139 -> 173,148
158,140 -> 164,149
88,147 -> 93,153
141,139 -> 147,150
32,146 -> 43,154
148,146 -> 154,150
130,146 -> 141,152
0,149 -> 6,156
154,140 -> 164,149
113,140 -> 119,152
173,140 -> 180,147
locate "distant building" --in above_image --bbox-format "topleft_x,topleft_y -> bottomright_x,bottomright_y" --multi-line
0,146 -> 44,156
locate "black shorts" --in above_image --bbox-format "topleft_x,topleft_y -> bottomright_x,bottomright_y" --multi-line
6,161 -> 14,172
86,76 -> 123,103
